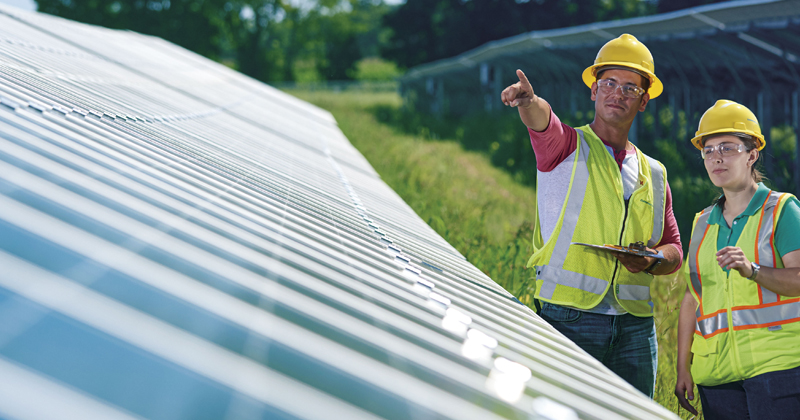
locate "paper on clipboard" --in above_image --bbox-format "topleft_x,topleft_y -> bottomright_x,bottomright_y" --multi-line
571,241 -> 665,259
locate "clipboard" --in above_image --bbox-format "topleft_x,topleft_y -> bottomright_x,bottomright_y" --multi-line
571,241 -> 665,259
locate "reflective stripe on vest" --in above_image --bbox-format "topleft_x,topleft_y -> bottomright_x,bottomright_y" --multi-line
536,130 -> 666,301
537,130 -> 605,299
732,299 -> 800,328
697,310 -> 729,337
688,207 -> 713,301
755,193 -> 782,304
696,299 -> 800,337
689,191 -> 799,338
645,155 -> 665,247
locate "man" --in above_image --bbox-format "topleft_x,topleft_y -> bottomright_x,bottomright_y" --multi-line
501,34 -> 682,397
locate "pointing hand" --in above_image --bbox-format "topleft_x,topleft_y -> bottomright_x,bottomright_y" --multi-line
501,69 -> 535,108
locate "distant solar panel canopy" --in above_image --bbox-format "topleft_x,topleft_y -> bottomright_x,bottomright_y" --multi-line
401,0 -> 800,195
0,5 -> 678,420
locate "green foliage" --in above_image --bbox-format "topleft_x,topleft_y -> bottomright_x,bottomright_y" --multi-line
309,2 -> 361,80
226,0 -> 287,82
36,0 -> 227,59
293,59 -> 324,83
288,89 -> 698,417
770,125 -> 798,185
36,0 -> 395,83
350,57 -> 401,81
316,0 -> 394,80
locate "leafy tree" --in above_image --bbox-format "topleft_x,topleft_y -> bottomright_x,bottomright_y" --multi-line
36,0 -> 394,82
223,0 -> 287,82
307,0 -> 392,80
36,0 -> 228,60
351,57 -> 400,81
318,16 -> 361,80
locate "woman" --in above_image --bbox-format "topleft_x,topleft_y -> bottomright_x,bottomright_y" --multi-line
674,100 -> 800,419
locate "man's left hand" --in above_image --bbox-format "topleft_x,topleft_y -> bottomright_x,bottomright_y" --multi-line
614,248 -> 657,273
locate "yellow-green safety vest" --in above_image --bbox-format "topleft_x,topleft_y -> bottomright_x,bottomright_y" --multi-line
686,190 -> 800,386
526,125 -> 667,316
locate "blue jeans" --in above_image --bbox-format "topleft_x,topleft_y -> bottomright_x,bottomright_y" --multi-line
698,365 -> 800,420
539,302 -> 657,397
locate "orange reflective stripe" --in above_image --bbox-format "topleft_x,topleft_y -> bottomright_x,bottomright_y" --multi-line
695,327 -> 729,339
697,307 -> 727,321
732,297 -> 800,311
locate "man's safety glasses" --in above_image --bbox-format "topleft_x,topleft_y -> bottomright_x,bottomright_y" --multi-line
701,142 -> 746,160
596,79 -> 645,99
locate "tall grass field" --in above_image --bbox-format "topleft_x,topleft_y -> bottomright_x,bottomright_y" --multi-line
288,89 -> 699,419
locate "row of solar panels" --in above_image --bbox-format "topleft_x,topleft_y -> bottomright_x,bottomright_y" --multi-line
0,5 -> 678,420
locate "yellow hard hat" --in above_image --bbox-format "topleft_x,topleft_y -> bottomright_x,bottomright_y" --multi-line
690,100 -> 765,150
582,33 -> 663,99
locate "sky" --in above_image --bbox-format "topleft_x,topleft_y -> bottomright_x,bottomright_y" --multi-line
0,0 -> 34,11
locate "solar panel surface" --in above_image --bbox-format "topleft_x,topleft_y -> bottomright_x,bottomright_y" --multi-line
0,5 -> 679,420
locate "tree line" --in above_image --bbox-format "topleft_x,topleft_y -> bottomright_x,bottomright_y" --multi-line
35,0 -> 731,84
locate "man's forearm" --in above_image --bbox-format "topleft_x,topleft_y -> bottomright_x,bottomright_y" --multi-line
519,96 -> 552,132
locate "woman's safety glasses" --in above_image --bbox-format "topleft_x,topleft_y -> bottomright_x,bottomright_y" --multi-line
701,142 -> 746,160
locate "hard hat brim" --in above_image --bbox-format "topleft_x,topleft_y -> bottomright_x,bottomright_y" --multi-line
582,62 -> 663,99
690,128 -> 766,151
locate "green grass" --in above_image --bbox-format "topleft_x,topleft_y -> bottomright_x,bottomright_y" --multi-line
287,89 -> 700,419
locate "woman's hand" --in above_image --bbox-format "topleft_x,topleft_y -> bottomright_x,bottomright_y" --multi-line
674,367 -> 698,415
716,246 -> 753,278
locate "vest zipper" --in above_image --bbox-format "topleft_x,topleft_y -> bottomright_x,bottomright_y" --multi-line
609,143 -> 631,301
618,198 -> 631,246
611,198 -> 631,294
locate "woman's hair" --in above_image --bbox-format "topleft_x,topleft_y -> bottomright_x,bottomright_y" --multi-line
703,132 -> 766,209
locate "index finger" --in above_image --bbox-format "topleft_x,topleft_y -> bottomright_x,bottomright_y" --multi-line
516,69 -> 532,89
716,246 -> 741,257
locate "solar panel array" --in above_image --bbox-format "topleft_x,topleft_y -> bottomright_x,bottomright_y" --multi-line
0,6 -> 679,420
